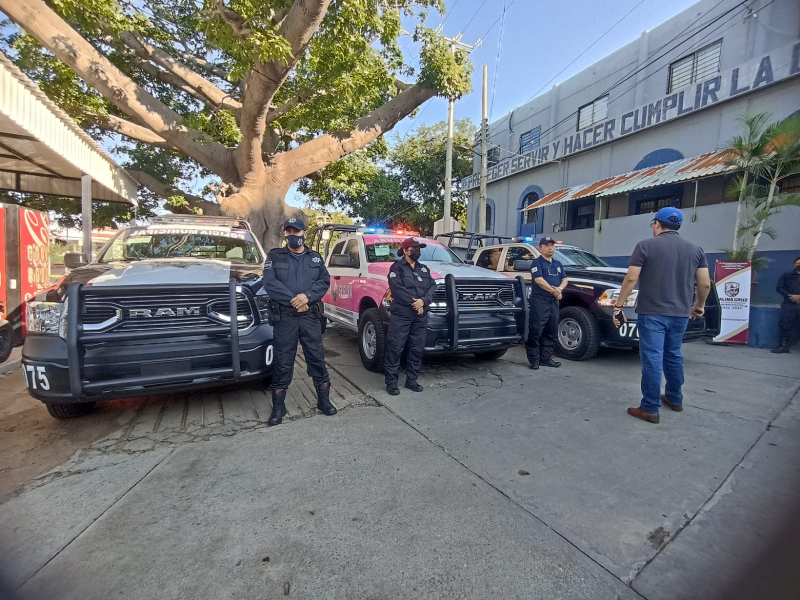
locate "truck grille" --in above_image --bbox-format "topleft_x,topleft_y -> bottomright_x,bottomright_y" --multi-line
429,281 -> 516,314
82,290 -> 254,333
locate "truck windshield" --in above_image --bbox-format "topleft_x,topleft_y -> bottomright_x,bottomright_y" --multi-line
98,228 -> 264,264
554,248 -> 609,267
366,242 -> 462,263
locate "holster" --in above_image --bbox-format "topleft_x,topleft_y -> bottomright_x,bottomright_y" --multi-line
268,300 -> 323,324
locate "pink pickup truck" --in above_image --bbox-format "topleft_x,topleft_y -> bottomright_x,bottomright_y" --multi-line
308,225 -> 528,372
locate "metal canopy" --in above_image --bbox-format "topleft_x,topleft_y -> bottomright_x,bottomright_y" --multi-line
0,52 -> 137,205
521,150 -> 737,211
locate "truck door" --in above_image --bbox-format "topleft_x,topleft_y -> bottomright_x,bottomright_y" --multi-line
322,238 -> 361,329
503,245 -> 537,283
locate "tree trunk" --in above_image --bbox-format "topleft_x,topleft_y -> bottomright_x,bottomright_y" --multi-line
218,179 -> 302,251
733,171 -> 748,252
748,178 -> 777,260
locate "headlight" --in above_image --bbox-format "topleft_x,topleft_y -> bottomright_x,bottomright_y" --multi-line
596,289 -> 637,308
254,294 -> 270,323
26,300 -> 68,337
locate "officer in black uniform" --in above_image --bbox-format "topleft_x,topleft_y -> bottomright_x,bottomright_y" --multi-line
384,237 -> 436,395
262,217 -> 336,425
525,236 -> 568,370
772,256 -> 800,354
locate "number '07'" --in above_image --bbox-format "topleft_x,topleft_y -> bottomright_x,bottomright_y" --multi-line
22,365 -> 50,390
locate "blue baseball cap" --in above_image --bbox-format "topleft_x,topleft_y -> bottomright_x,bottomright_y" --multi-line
652,207 -> 683,228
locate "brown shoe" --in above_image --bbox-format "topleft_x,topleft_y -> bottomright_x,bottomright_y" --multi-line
660,394 -> 683,412
627,407 -> 660,424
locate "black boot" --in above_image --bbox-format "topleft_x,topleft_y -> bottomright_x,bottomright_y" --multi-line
316,382 -> 337,416
771,338 -> 790,354
268,389 -> 288,426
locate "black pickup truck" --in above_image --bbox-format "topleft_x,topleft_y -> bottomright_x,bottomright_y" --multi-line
22,216 -> 274,418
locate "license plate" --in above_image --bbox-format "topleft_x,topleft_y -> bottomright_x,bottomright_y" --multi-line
618,322 -> 639,340
141,360 -> 191,377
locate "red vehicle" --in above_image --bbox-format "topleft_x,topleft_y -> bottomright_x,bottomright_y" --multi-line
0,204 -> 51,361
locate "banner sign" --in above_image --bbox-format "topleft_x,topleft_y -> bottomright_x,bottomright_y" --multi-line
713,260 -> 751,344
19,208 -> 50,335
462,39 -> 800,190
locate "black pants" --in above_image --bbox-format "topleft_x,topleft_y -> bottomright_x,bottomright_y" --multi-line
525,295 -> 559,364
269,312 -> 329,390
384,310 -> 427,386
778,302 -> 800,342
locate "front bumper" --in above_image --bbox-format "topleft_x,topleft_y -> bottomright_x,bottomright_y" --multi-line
595,306 -> 710,348
22,327 -> 274,403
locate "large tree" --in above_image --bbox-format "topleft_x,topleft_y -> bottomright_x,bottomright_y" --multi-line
301,118 -> 476,232
0,0 -> 472,247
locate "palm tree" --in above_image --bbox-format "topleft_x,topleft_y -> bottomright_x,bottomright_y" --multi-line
724,113 -> 771,252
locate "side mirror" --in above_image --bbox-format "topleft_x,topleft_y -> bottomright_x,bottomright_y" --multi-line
464,260 -> 474,265
64,253 -> 88,269
514,260 -> 533,272
329,254 -> 353,268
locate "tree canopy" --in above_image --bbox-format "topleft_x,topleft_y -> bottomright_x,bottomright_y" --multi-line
0,0 -> 472,246
300,118 -> 476,232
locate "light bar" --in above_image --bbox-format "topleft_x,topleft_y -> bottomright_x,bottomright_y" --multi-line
357,227 -> 420,236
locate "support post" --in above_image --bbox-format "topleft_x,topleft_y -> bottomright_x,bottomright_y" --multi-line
479,64 -> 488,234
444,94 -> 455,228
81,174 -> 92,261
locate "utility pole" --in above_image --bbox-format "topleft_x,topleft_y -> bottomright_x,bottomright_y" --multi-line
479,64 -> 488,234
441,33 -> 480,231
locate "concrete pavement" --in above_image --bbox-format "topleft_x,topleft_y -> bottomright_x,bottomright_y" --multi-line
0,324 -> 798,599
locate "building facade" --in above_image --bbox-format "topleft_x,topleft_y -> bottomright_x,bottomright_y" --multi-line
465,0 -> 800,304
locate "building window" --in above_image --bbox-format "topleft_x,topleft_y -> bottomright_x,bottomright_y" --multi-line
668,40 -> 722,93
568,198 -> 595,230
779,174 -> 800,194
577,95 -> 608,131
487,146 -> 500,167
525,207 -> 539,225
519,127 -> 541,154
485,202 -> 493,231
636,195 -> 681,215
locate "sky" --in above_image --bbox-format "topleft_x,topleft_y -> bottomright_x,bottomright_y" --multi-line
287,0 -> 700,206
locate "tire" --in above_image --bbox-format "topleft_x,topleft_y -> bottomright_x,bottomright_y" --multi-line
555,306 -> 601,361
0,323 -> 12,364
473,349 -> 508,360
46,402 -> 97,419
358,308 -> 387,372
320,316 -> 327,334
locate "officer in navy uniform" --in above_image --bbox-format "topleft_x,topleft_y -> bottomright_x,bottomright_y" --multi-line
525,236 -> 568,370
384,238 -> 436,395
262,217 -> 336,425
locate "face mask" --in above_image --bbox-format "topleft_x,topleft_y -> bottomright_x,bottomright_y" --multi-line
408,248 -> 421,261
286,234 -> 305,249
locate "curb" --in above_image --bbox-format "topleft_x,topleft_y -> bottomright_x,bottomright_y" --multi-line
0,357 -> 21,377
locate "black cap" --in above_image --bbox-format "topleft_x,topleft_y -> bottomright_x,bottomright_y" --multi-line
283,217 -> 306,230
538,236 -> 556,247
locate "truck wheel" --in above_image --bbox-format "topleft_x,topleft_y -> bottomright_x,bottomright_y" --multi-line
0,323 -> 13,363
473,349 -> 508,360
555,306 -> 601,361
46,402 -> 97,419
358,308 -> 387,372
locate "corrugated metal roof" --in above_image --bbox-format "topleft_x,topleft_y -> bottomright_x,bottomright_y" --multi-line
522,150 -> 737,211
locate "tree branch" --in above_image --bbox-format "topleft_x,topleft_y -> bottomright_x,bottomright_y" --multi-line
120,31 -> 242,116
276,83 -> 436,182
238,0 -> 333,177
209,0 -> 252,39
88,114 -> 175,147
0,0 -> 236,180
127,170 -> 222,215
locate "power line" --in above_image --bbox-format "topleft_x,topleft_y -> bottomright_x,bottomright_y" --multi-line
524,0 -> 649,104
488,0 -> 508,121
440,0 -> 462,28
461,0 -> 490,34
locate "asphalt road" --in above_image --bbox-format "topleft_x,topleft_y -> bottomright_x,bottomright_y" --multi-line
0,326 -> 798,599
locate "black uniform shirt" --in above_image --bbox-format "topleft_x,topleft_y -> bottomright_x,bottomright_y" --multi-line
263,246 -> 331,307
776,270 -> 800,303
530,256 -> 565,298
388,257 -> 436,314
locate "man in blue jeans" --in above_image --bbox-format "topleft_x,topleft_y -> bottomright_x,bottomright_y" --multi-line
613,207 -> 712,424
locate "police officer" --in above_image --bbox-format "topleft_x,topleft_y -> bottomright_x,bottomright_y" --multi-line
525,236 -> 568,370
771,256 -> 800,354
384,238 -> 436,395
262,217 -> 336,425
